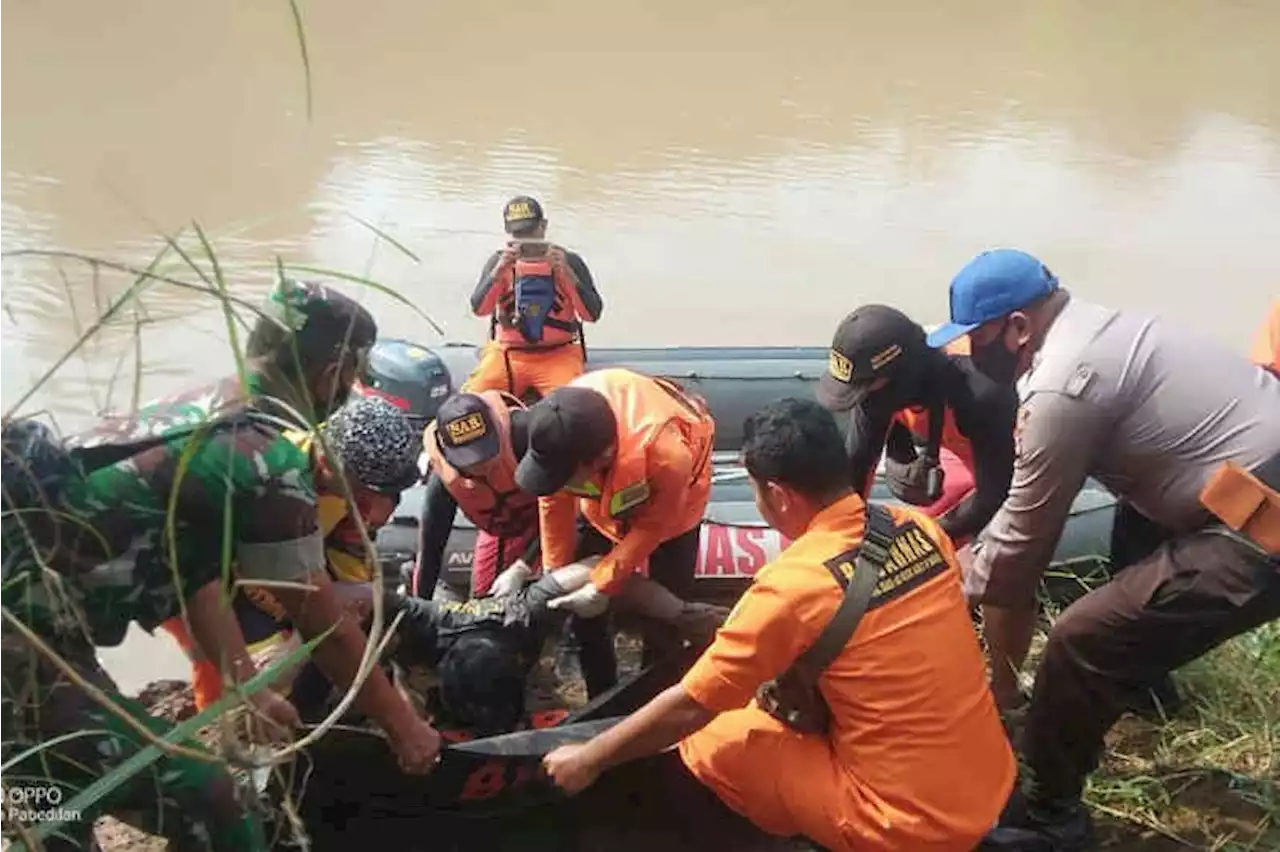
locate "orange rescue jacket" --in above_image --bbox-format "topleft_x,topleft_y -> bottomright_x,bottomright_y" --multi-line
476,241 -> 589,349
424,390 -> 539,537
544,369 -> 715,592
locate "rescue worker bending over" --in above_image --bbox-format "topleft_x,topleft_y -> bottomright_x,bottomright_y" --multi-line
390,560 -> 727,736
925,248 -> 1280,850
817,304 -> 1017,548
464,195 -> 604,400
160,394 -> 422,715
542,397 -> 1015,852
415,390 -> 541,599
514,367 -> 716,697
1,280 -> 439,852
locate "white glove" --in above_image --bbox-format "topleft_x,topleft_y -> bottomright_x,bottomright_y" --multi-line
489,559 -> 533,597
547,582 -> 609,619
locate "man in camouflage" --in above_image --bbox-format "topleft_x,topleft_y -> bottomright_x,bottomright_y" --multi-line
1,280 -> 439,851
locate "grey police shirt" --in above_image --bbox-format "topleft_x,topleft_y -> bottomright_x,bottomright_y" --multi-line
971,296 -> 1280,605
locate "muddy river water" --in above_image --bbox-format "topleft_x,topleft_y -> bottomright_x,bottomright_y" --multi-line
3,0 -> 1279,690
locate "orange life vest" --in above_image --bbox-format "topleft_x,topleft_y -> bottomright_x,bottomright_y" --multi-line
1250,299 -> 1280,377
490,241 -> 584,349
564,369 -> 715,542
424,390 -> 538,537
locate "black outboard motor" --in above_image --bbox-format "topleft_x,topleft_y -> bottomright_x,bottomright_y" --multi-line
354,339 -> 454,432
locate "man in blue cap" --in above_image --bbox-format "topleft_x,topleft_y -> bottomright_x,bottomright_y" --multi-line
930,248 -> 1280,850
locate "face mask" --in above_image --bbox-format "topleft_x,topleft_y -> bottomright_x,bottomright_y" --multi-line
970,321 -> 1024,384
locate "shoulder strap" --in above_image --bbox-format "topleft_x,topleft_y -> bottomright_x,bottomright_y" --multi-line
921,399 -> 945,464
791,503 -> 896,677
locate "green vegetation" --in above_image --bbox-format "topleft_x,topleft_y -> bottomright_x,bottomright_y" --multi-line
1033,582 -> 1280,851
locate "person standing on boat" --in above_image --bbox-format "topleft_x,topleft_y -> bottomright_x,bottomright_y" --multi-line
926,248 -> 1280,850
816,304 -> 1018,551
463,196 -> 604,401
414,390 -> 543,599
541,397 -> 1015,852
513,367 -> 716,697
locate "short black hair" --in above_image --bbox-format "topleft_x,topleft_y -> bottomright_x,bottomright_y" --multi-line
741,397 -> 851,498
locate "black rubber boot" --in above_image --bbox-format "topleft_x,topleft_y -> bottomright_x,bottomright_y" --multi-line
980,794 -> 1096,851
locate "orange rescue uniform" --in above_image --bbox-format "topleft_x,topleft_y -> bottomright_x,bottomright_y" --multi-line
677,494 -> 1015,852
538,368 -> 715,594
1250,299 -> 1280,376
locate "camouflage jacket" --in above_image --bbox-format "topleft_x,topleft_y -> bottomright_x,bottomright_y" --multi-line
2,374 -> 323,648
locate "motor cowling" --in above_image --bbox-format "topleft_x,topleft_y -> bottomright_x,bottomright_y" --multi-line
354,339 -> 453,432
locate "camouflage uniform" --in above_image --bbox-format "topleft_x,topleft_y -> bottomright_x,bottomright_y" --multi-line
1,280 -> 373,851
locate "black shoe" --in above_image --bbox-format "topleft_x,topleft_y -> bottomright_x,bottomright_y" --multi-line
980,797 -> 1096,851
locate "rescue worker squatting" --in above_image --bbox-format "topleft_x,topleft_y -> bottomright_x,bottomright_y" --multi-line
542,397 -> 1014,852
464,195 -> 604,400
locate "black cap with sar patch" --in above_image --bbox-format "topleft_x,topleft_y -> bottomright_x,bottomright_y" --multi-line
816,305 -> 927,411
435,393 -> 502,470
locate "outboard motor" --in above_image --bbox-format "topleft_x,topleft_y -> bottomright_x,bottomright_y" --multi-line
354,339 -> 453,432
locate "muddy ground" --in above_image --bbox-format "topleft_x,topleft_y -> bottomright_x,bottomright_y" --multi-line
92,638 -> 1276,852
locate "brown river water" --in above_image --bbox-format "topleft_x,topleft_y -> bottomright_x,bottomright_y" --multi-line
3,0 -> 1279,690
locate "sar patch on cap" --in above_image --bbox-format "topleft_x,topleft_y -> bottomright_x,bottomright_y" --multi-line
828,349 -> 854,384
504,199 -> 537,222
444,412 -> 488,446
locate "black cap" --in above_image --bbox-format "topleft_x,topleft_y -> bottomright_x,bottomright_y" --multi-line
502,195 -> 545,234
514,387 -> 616,496
816,305 -> 926,411
434,393 -> 502,470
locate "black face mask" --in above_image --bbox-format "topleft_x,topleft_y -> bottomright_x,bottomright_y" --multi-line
970,324 -> 1023,385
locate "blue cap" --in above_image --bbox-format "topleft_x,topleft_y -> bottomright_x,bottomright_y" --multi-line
927,249 -> 1059,348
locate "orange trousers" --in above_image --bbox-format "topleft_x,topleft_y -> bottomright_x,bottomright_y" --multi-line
460,342 -> 585,401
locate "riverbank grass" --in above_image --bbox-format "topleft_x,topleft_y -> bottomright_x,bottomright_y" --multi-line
1084,621 -> 1278,850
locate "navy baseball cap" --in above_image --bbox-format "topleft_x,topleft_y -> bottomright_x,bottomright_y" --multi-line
435,393 -> 502,470
927,249 -> 1060,349
514,387 -> 617,496
503,196 -> 545,234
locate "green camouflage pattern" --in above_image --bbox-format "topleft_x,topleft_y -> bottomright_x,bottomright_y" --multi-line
1,373 -> 319,648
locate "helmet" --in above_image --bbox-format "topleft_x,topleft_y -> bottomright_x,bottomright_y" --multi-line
437,631 -> 529,736
321,395 -> 421,494
2,418 -> 78,514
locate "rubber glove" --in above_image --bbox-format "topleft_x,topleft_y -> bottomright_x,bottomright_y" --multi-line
547,581 -> 609,618
489,559 -> 533,597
